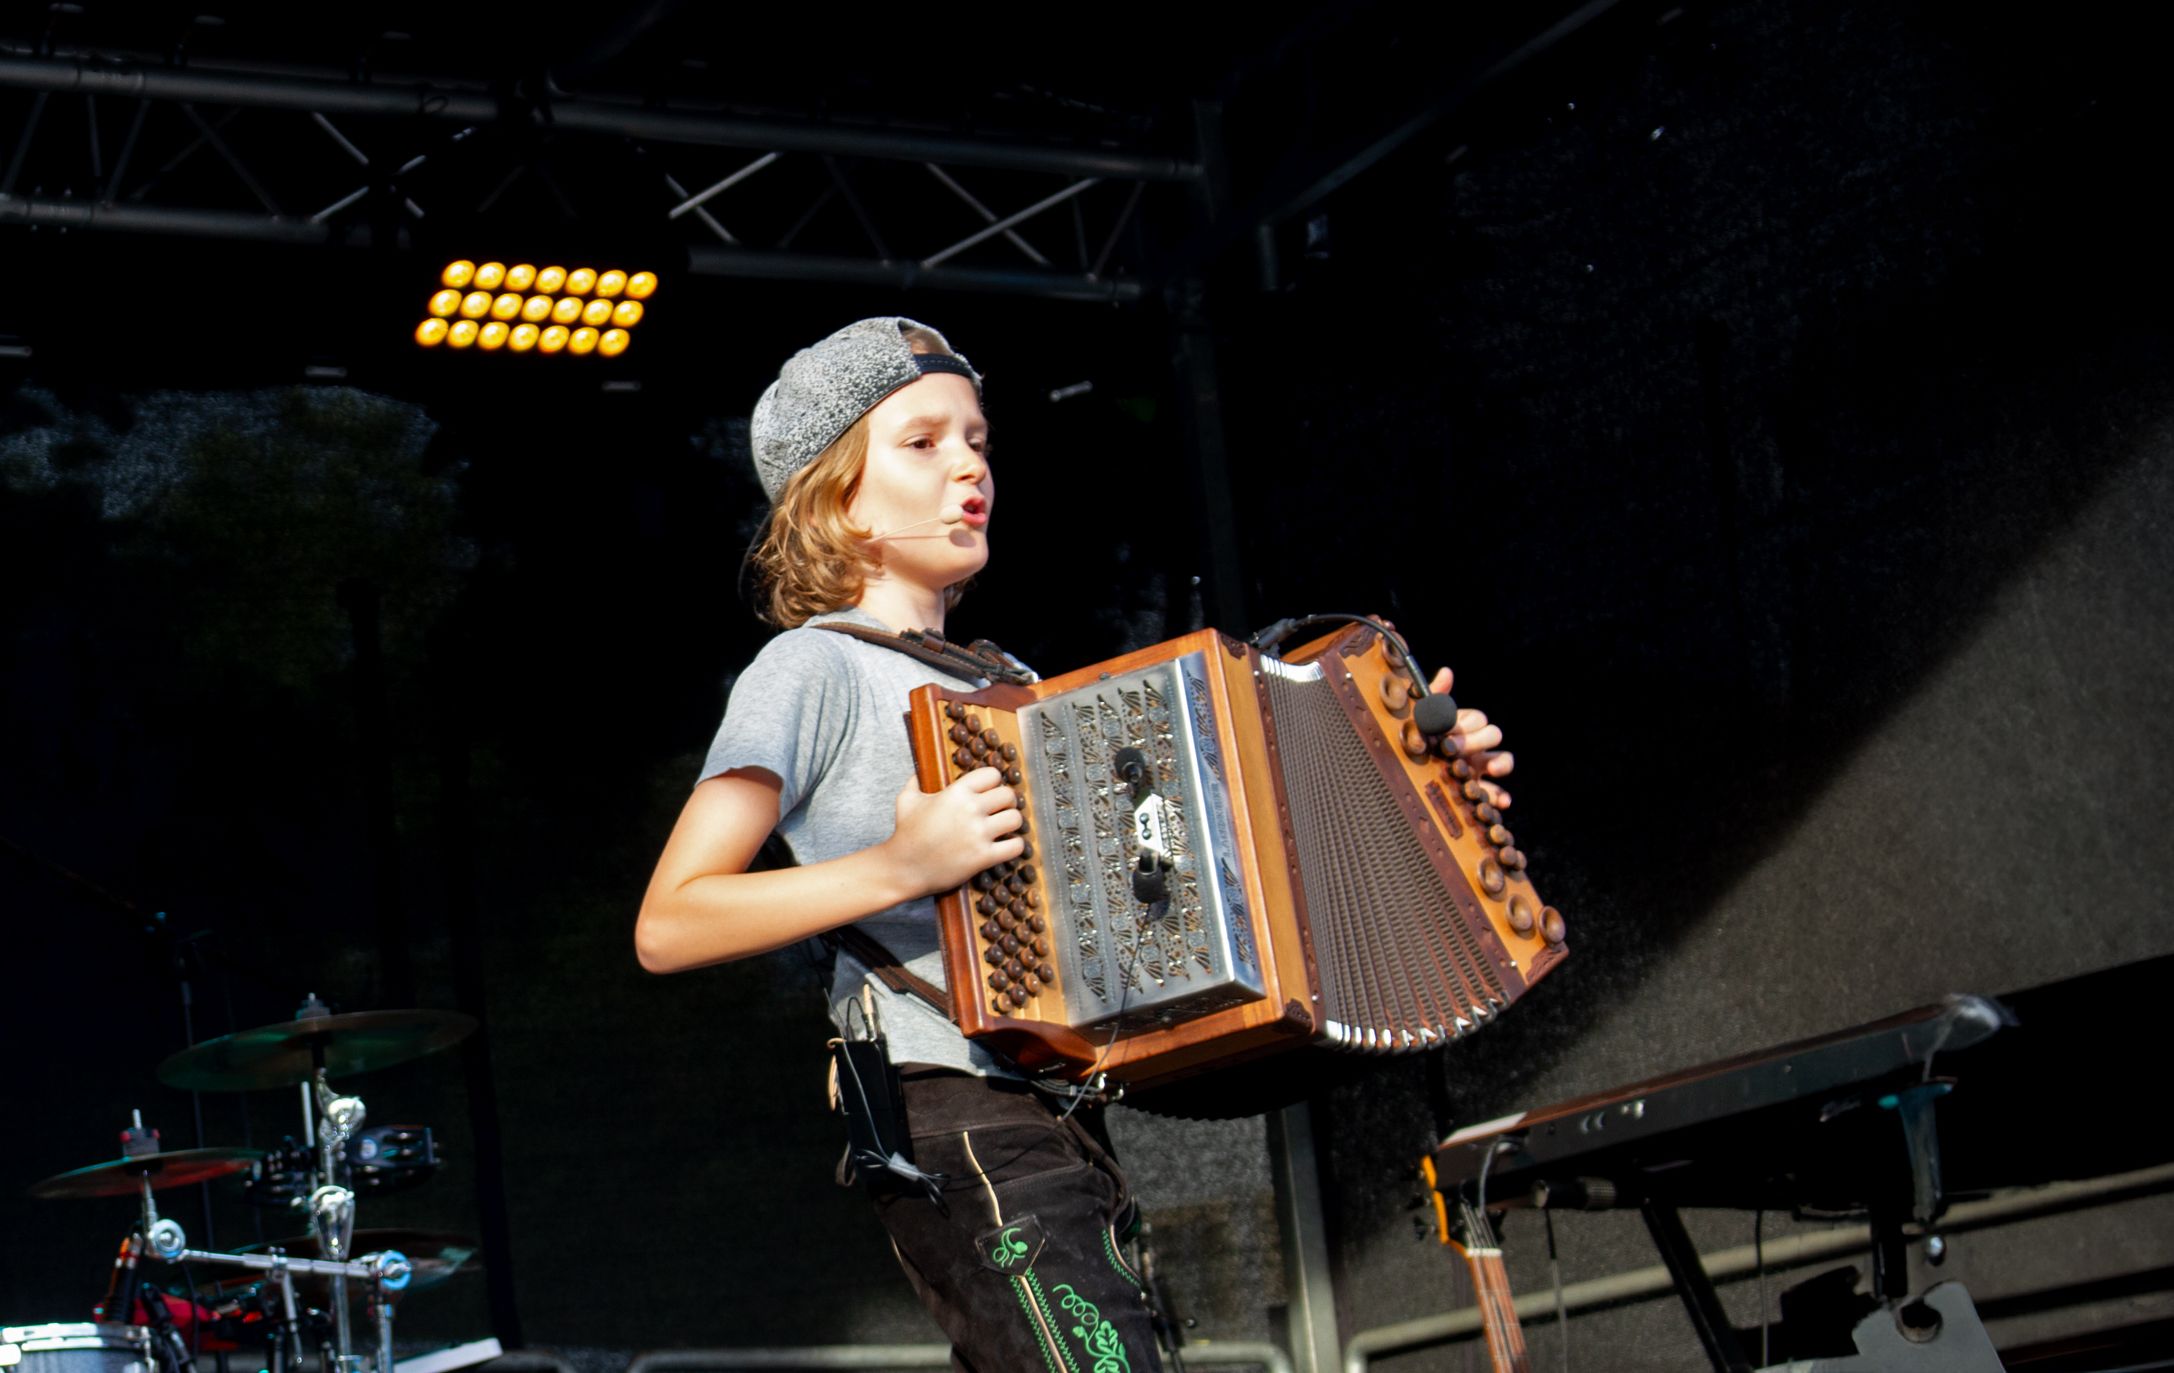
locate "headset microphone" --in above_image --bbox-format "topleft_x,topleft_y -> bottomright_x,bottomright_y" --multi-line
870,504 -> 967,540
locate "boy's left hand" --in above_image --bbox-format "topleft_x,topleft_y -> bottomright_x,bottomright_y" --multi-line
1429,665 -> 1513,810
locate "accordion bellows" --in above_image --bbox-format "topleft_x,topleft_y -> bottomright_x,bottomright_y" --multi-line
908,624 -> 1566,1088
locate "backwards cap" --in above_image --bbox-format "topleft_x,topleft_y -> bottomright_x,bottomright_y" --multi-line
749,317 -> 981,503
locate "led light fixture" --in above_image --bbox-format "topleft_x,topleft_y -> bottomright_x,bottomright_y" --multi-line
416,259 -> 659,357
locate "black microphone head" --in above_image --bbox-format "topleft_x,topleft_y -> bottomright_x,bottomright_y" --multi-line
1412,692 -> 1460,736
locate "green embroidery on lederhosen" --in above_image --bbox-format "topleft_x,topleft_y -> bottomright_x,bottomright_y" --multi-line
1101,1227 -> 1144,1289
1050,1279 -> 1133,1373
1023,1269 -> 1085,1373
1009,1274 -> 1065,1373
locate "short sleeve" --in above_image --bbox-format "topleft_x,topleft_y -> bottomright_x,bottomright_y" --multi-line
697,630 -> 853,819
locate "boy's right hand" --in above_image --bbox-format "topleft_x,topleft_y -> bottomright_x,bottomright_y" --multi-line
886,766 -> 1025,897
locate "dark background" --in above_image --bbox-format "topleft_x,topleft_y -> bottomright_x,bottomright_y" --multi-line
5,0 -> 2172,1367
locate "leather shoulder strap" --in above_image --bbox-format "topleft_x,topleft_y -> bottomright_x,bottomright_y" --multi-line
808,620 -> 1038,686
761,832 -> 956,1019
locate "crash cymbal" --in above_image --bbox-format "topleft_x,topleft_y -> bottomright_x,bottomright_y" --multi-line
30,1146 -> 264,1200
157,1009 -> 477,1091
240,1229 -> 480,1290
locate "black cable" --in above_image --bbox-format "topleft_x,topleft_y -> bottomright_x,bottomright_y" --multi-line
1755,1210 -> 1769,1367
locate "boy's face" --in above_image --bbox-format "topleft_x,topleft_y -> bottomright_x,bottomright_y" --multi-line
853,373 -> 994,590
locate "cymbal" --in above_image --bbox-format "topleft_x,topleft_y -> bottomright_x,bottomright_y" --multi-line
157,1010 -> 478,1091
234,1229 -> 480,1291
30,1146 -> 264,1200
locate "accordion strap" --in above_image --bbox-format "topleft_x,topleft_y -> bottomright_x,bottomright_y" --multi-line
810,620 -> 1038,686
826,923 -> 953,1020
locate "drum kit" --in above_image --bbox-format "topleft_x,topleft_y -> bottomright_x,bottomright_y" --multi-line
5,997 -> 480,1373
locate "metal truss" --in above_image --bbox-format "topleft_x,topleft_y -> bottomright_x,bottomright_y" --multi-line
0,48 -> 1194,302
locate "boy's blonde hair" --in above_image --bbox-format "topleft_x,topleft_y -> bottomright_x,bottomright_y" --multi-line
750,325 -> 969,627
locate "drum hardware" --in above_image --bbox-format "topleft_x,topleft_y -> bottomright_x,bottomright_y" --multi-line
30,999 -> 476,1373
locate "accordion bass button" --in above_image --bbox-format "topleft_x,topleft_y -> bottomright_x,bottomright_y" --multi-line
1000,742 -> 1019,762
1401,720 -> 1429,758
953,749 -> 973,770
1508,896 -> 1536,936
1478,857 -> 1507,897
1005,767 -> 1023,785
981,919 -> 1001,940
1038,962 -> 1056,982
949,724 -> 970,744
1542,907 -> 1567,944
982,728 -> 1001,748
1028,914 -> 1047,934
946,702 -> 965,721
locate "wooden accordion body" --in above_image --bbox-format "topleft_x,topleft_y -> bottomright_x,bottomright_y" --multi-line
907,624 -> 1567,1088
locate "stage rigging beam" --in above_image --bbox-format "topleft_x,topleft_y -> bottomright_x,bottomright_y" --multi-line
0,194 -> 1145,301
0,52 -> 1202,182
1164,0 -> 1630,280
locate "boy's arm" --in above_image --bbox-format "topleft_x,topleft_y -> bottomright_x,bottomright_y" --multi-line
634,764 -> 1023,974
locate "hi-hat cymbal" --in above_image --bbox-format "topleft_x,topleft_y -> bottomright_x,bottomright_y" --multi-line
157,1010 -> 478,1091
30,1146 -> 264,1200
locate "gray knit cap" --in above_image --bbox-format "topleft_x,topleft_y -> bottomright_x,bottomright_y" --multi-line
749,317 -> 981,503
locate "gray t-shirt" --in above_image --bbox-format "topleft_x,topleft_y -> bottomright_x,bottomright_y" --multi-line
699,606 -> 1017,1075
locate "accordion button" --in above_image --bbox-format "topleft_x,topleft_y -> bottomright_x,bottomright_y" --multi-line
953,749 -> 972,769
1005,767 -> 1023,785
1023,888 -> 1041,909
1449,756 -> 1475,780
1017,840 -> 1035,861
1000,742 -> 1019,761
946,702 -> 965,721
970,737 -> 988,757
991,995 -> 1008,1016
1380,673 -> 1414,713
1019,864 -> 1039,885
1475,801 -> 1501,825
1488,824 -> 1513,848
1542,907 -> 1567,944
1022,974 -> 1041,994
1462,779 -> 1487,802
976,896 -> 998,917
1007,986 -> 1030,1008
1499,845 -> 1526,871
1478,857 -> 1506,897
997,910 -> 1018,932
1032,939 -> 1050,959
983,728 -> 1002,748
949,724 -> 970,744
980,920 -> 1000,940
1028,914 -> 1048,934
1038,962 -> 1057,983
1000,933 -> 1021,954
984,946 -> 1003,966
1402,720 -> 1429,758
1508,896 -> 1536,936
989,971 -> 1010,991
965,715 -> 983,733
973,871 -> 998,891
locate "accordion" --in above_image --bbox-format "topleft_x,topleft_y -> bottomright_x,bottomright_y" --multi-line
907,623 -> 1567,1088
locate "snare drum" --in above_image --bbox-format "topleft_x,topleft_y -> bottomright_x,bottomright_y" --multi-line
0,1324 -> 156,1373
